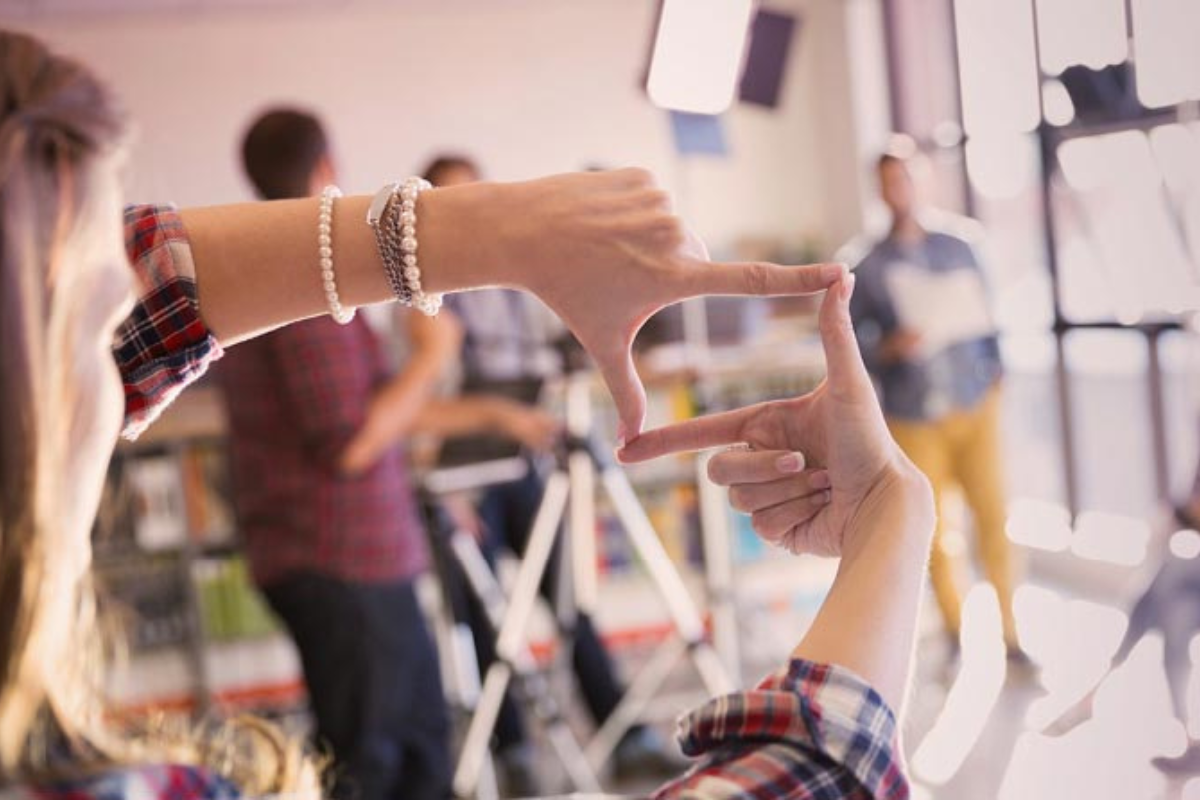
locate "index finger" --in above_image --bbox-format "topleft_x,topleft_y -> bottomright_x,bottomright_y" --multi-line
616,405 -> 759,463
681,261 -> 847,299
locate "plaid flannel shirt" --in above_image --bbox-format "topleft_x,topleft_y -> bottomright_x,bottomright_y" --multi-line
108,205 -> 905,799
215,314 -> 429,586
655,660 -> 908,799
2,764 -> 238,800
117,204 -> 426,586
117,205 -> 225,441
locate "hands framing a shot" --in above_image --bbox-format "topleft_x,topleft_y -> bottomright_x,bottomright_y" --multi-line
484,169 -> 851,442
622,275 -> 936,712
7,18 -> 940,795
620,275 -> 927,562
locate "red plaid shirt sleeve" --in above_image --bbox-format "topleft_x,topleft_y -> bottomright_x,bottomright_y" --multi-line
17,764 -> 240,799
117,204 -> 224,440
654,659 -> 909,800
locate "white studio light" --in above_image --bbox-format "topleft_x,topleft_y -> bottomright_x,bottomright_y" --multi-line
647,0 -> 755,115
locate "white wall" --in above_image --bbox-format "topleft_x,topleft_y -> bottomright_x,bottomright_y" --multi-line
8,0 -> 886,256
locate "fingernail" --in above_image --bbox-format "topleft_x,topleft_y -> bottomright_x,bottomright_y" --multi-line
810,471 -> 831,489
775,452 -> 805,473
822,489 -> 833,504
842,273 -> 857,301
821,263 -> 847,282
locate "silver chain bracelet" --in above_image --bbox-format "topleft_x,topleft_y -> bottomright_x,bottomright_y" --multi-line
366,177 -> 441,316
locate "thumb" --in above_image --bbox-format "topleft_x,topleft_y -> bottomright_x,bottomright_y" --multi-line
818,275 -> 872,399
594,346 -> 647,444
617,404 -> 757,463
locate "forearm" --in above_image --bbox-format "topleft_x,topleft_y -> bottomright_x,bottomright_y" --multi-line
365,354 -> 447,435
792,465 -> 934,713
182,182 -> 507,345
412,397 -> 511,439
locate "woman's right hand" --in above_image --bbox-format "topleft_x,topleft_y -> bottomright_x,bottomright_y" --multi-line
423,170 -> 847,443
618,276 -> 933,560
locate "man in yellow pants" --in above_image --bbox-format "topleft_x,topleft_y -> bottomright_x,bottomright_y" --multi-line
845,137 -> 1027,663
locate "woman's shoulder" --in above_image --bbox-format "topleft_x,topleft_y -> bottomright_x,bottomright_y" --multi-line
1,764 -> 240,800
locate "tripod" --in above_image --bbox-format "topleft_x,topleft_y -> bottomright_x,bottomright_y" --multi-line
449,367 -> 735,798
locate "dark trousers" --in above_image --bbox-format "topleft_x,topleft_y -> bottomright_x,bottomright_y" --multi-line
440,468 -> 627,751
263,572 -> 451,800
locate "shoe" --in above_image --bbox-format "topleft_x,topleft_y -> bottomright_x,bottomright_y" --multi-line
1174,504 -> 1200,531
1005,646 -> 1039,683
613,727 -> 689,782
496,743 -> 543,798
1151,742 -> 1200,775
936,635 -> 963,685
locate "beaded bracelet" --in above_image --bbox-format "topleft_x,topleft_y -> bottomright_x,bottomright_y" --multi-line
317,185 -> 354,324
366,177 -> 442,316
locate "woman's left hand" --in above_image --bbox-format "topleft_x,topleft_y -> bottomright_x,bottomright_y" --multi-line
425,169 -> 846,442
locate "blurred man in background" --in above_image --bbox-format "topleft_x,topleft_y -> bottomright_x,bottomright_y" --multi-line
844,136 -> 1027,666
223,113 -> 554,800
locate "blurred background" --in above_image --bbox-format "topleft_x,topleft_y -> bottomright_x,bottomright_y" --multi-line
7,0 -> 1200,798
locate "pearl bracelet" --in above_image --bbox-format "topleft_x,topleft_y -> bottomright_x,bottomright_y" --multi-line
367,177 -> 442,316
318,185 -> 354,325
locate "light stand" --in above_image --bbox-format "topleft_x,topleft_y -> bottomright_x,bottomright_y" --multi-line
447,353 -> 735,797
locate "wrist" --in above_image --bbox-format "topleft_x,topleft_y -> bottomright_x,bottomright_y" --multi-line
842,457 -> 934,562
416,181 -> 515,294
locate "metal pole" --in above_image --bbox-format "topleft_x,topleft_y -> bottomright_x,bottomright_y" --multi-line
1122,0 -> 1173,505
1028,0 -> 1082,515
944,0 -> 976,217
1146,329 -> 1172,503
880,0 -> 906,133
696,450 -> 742,685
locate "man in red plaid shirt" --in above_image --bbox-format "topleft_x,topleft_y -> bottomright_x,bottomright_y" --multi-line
216,109 -> 449,800
215,110 -> 551,800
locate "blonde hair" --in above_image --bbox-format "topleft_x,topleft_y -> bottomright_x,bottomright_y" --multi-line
0,30 -> 318,796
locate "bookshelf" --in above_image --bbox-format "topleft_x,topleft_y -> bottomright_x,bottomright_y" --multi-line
95,380 -> 296,715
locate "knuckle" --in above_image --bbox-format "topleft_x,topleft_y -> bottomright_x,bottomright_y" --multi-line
625,167 -> 655,187
645,189 -> 672,210
728,486 -> 750,512
658,218 -> 686,249
707,457 -> 730,485
820,313 -> 855,340
751,509 -> 779,537
743,263 -> 771,294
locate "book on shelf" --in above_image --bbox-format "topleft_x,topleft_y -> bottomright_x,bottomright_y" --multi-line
96,556 -> 191,651
125,454 -> 188,551
180,442 -> 236,547
593,484 -> 703,576
192,556 -> 280,641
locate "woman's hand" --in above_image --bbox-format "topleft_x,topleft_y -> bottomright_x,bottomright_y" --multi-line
187,169 -> 841,441
422,170 -> 846,442
618,276 -> 931,559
